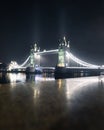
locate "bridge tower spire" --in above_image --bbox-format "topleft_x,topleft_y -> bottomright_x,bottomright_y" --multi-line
57,37 -> 70,67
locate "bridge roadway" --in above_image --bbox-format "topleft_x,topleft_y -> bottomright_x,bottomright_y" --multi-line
9,66 -> 104,78
54,66 -> 104,79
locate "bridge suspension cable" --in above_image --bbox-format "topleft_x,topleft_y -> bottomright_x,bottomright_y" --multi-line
18,55 -> 30,68
66,51 -> 100,68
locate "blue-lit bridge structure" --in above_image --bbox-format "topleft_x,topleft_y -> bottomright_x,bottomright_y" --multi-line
8,37 -> 104,78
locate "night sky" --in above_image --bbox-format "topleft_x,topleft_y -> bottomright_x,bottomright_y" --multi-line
0,0 -> 104,65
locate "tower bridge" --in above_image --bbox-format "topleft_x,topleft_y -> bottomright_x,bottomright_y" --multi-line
8,37 -> 104,78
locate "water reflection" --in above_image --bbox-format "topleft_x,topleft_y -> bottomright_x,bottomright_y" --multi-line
9,73 -> 26,83
57,79 -> 62,89
0,72 -> 10,83
1,73 -> 104,129
34,89 -> 40,98
0,72 -> 26,84
0,73 -> 55,84
35,74 -> 55,81
26,74 -> 35,82
65,76 -> 99,100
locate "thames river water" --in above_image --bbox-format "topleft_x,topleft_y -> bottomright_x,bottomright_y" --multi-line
0,73 -> 104,130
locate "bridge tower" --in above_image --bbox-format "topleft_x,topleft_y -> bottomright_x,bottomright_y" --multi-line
30,43 -> 40,68
57,37 -> 70,67
34,43 -> 40,67
30,47 -> 35,68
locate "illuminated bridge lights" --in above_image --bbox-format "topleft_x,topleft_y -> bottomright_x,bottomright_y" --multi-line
66,51 -> 100,68
36,49 -> 58,55
9,49 -> 100,70
8,36 -> 104,71
9,49 -> 101,70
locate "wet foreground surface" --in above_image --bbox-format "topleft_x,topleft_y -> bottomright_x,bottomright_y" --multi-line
0,73 -> 104,130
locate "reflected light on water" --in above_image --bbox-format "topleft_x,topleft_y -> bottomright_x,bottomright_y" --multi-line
65,76 -> 100,100
57,79 -> 63,89
9,73 -> 26,83
34,89 -> 40,98
35,75 -> 55,82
